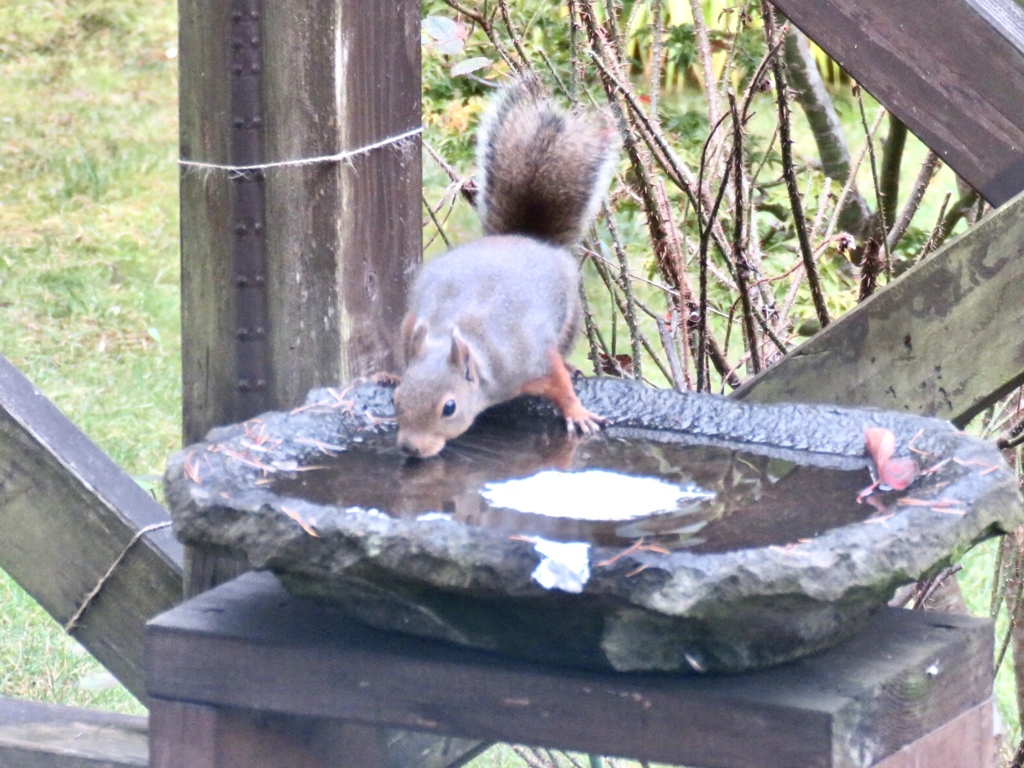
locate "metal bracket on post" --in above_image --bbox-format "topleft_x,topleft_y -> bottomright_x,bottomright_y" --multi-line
229,0 -> 270,419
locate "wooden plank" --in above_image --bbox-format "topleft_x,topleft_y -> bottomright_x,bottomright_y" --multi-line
147,572 -> 993,768
149,701 -> 486,768
873,699 -> 994,768
771,0 -> 1024,205
0,696 -> 147,768
0,355 -> 183,702
149,701 -> 390,768
736,187 -> 1024,426
178,0 -> 420,445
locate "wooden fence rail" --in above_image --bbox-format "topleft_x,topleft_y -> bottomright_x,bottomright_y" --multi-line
0,355 -> 182,703
737,188 -> 1024,425
774,0 -> 1024,206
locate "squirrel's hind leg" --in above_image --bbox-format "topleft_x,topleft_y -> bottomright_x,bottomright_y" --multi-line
518,348 -> 608,435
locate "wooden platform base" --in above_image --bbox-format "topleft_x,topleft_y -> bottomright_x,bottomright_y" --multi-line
0,697 -> 147,768
146,571 -> 995,768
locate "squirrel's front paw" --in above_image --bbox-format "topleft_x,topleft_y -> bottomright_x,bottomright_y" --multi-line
367,371 -> 401,387
564,407 -> 608,436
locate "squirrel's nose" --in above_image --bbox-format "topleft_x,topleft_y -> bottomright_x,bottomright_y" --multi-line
397,431 -> 445,458
398,440 -> 422,457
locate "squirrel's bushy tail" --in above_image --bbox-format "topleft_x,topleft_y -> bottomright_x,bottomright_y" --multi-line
475,81 -> 618,248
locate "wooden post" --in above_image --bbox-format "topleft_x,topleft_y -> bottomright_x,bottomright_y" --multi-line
178,0 -> 420,442
178,0 -> 421,594
174,3 -> 457,764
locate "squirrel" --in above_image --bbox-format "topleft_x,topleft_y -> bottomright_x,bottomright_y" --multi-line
393,81 -> 619,458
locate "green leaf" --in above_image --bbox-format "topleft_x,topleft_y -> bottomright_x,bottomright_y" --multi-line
451,57 -> 492,77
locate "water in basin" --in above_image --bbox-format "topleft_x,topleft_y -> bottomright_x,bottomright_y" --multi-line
273,420 -> 887,554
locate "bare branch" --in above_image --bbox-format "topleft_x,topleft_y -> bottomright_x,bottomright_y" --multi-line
824,106 -> 884,244
603,205 -> 644,381
729,94 -> 761,374
497,0 -> 531,73
781,22 -> 871,237
689,0 -> 722,126
442,0 -> 521,71
648,0 -> 665,127
934,184 -> 981,253
886,150 -> 939,253
763,4 -> 830,328
878,113 -> 907,241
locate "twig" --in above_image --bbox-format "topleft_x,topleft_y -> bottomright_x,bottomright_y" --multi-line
763,4 -> 829,328
584,48 -> 700,219
916,191 -> 950,262
422,193 -> 452,250
442,0 -> 520,71
584,43 -> 747,290
696,115 -> 736,390
566,0 -> 580,102
603,0 -> 626,64
603,206 -> 643,380
782,22 -> 870,237
578,272 -> 613,375
648,0 -> 664,128
657,317 -> 687,391
585,248 -> 674,383
497,0 -> 531,72
993,536 -> 1009,618
929,184 -> 981,255
996,538 -> 1024,673
689,0 -> 722,127
886,150 -> 939,253
510,745 -> 557,768
579,0 -> 728,329
876,112 -> 908,271
423,140 -> 475,206
729,93 -> 761,373
823,106 -> 884,244
910,564 -> 962,609
858,237 -> 883,302
707,331 -> 743,389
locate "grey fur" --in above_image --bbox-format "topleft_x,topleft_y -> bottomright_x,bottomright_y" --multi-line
394,82 -> 619,457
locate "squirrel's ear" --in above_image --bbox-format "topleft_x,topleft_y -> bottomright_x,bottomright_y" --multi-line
403,316 -> 427,362
450,328 -> 477,383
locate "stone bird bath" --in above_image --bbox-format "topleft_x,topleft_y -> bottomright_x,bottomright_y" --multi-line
164,378 -> 1023,673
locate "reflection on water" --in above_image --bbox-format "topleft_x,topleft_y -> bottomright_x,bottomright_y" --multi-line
272,420 -> 879,554
480,469 -> 716,521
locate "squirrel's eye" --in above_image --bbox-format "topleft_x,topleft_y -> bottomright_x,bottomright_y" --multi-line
441,399 -> 457,418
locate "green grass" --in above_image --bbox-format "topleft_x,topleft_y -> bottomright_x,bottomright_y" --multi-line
0,0 -> 179,715
0,0 -> 1019,762
0,0 -> 181,475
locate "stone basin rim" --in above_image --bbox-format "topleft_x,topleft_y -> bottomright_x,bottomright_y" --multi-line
161,378 -> 1024,614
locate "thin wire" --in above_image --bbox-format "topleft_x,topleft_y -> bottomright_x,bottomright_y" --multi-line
178,126 -> 422,175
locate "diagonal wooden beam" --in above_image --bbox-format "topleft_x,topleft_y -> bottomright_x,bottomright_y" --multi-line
0,355 -> 183,702
736,189 -> 1024,426
770,0 -> 1024,205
